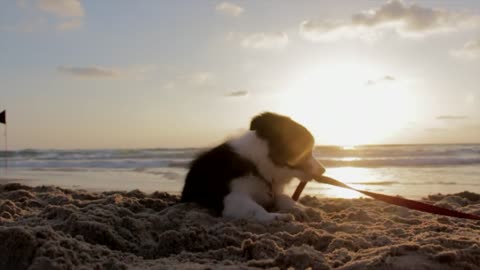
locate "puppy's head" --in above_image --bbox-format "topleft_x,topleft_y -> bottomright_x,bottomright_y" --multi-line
250,112 -> 325,180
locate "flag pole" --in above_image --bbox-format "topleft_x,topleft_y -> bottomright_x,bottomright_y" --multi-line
4,122 -> 7,175
1,110 -> 6,175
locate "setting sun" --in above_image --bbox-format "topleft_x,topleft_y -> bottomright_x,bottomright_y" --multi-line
277,60 -> 417,146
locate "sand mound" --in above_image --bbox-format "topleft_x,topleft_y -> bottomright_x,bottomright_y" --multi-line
1,183 -> 479,270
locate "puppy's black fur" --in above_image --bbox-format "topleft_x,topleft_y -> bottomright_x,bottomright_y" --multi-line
181,143 -> 261,214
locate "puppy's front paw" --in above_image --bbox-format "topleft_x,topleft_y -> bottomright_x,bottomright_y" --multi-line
284,205 -> 310,222
257,212 -> 294,223
292,203 -> 307,211
272,213 -> 295,222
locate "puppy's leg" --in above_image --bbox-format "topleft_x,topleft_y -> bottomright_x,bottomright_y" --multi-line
223,192 -> 293,222
272,181 -> 306,211
274,192 -> 314,222
275,193 -> 306,211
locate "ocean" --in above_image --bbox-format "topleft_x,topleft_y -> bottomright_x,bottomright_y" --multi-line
1,144 -> 479,199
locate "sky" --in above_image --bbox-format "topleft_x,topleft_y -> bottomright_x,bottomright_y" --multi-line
1,0 -> 480,149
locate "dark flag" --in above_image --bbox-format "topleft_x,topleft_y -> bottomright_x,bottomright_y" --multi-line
0,110 -> 5,124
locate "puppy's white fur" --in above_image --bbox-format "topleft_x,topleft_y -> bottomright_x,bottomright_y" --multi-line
223,131 -> 313,222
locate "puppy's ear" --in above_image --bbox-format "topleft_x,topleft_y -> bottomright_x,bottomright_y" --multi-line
250,112 -> 285,131
250,112 -> 290,165
249,113 -> 265,131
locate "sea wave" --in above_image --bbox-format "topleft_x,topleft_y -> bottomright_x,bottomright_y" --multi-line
0,148 -> 200,160
2,144 -> 480,169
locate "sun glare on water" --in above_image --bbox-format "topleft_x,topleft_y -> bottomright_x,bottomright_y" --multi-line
278,60 -> 417,146
306,167 -> 376,199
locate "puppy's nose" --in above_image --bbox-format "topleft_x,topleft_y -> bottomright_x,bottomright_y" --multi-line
314,163 -> 326,177
305,158 -> 326,178
317,165 -> 326,176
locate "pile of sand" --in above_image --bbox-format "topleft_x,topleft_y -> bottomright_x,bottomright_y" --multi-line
1,183 -> 479,270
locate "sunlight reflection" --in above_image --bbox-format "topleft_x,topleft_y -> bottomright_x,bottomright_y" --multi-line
307,167 -> 376,199
338,157 -> 362,162
321,186 -> 363,199
326,167 -> 372,183
342,145 -> 356,150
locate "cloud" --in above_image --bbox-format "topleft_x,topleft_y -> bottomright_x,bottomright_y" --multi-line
225,90 -> 249,97
10,0 -> 85,32
215,2 -> 244,17
58,66 -> 120,78
450,39 -> 480,60
231,32 -> 289,49
300,0 -> 480,42
436,115 -> 468,120
57,65 -> 156,80
366,75 -> 396,85
37,0 -> 84,17
300,20 -> 372,42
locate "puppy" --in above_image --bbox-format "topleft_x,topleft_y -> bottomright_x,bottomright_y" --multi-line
180,112 -> 325,222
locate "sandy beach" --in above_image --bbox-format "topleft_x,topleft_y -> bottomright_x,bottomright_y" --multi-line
1,182 -> 479,270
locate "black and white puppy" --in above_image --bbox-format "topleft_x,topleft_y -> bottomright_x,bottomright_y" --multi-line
181,112 -> 325,222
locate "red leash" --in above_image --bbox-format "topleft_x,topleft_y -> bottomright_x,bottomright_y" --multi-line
292,175 -> 480,220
